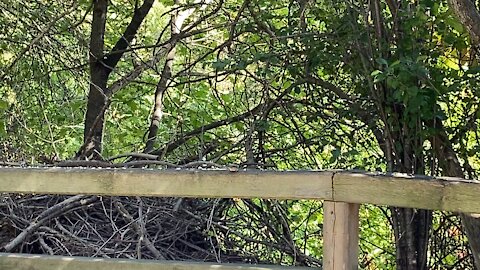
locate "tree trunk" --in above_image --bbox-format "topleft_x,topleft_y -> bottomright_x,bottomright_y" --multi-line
83,68 -> 109,159
448,0 -> 480,42
383,107 -> 431,270
79,0 -> 154,159
144,10 -> 179,153
462,213 -> 480,269
391,207 -> 431,270
82,0 -> 108,160
144,1 -> 207,153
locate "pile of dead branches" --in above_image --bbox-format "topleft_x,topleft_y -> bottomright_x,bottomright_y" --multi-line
0,193 -> 323,267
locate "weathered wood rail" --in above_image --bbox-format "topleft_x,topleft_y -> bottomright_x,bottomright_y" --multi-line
0,253 -> 311,270
0,167 -> 479,270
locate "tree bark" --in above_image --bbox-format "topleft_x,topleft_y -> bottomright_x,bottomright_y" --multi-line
83,0 -> 108,160
145,7 -> 180,153
381,92 -> 431,270
389,136 -> 431,270
391,207 -> 431,270
448,0 -> 480,42
144,1 -> 207,153
80,0 -> 154,159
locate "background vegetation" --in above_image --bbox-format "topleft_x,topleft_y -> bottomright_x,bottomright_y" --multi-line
1,0 -> 480,269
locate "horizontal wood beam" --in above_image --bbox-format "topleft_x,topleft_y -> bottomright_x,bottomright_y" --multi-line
0,168 -> 479,212
0,253 -> 312,270
0,168 -> 333,200
333,172 -> 480,213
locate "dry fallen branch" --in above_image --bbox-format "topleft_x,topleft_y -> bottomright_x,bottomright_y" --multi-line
54,159 -> 226,169
0,193 -> 323,266
3,195 -> 98,252
114,199 -> 165,259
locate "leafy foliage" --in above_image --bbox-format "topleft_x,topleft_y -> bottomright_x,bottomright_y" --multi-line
1,0 -> 480,269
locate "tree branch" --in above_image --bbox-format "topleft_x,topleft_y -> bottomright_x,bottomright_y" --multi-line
89,0 -> 108,66
104,0 -> 155,74
150,102 -> 266,155
3,195 -> 97,252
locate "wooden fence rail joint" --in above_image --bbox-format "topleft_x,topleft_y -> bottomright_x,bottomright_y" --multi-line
1,167 -> 480,270
0,167 -> 479,212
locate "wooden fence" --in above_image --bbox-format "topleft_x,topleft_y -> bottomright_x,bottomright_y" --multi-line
0,167 -> 479,270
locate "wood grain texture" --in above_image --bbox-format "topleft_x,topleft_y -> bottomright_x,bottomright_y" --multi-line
0,168 -> 333,200
1,168 -> 479,212
0,253 -> 313,270
333,172 -> 480,213
323,202 -> 359,270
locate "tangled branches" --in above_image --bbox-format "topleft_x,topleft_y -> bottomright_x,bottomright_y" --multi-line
0,194 -> 322,267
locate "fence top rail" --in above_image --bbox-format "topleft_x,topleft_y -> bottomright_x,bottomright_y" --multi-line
0,167 -> 478,213
0,253 -> 313,270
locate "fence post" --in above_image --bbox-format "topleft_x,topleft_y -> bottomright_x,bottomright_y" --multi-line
323,201 -> 359,270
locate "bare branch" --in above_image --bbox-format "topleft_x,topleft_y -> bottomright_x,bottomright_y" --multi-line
3,195 -> 97,252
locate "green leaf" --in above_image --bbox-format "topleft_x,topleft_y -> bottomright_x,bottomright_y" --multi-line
212,59 -> 231,70
445,17 -> 464,33
416,55 -> 428,62
390,60 -> 401,68
371,70 -> 383,76
0,100 -> 8,110
376,58 -> 388,66
0,121 -> 6,137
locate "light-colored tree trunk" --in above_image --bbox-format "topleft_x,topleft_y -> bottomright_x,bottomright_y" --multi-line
145,1 -> 201,153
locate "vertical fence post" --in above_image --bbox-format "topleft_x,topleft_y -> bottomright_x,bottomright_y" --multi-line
323,201 -> 360,270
